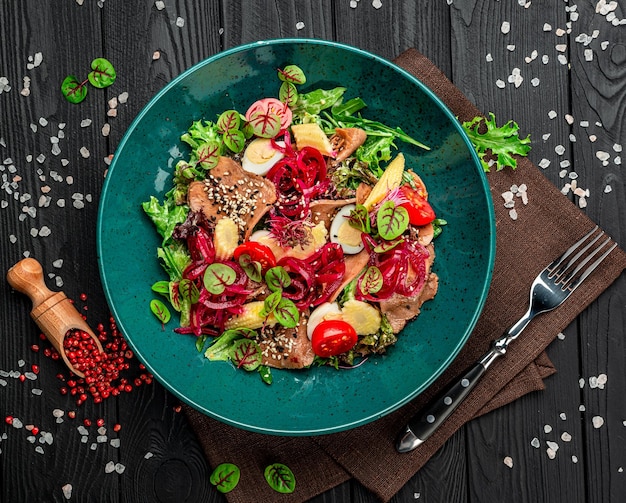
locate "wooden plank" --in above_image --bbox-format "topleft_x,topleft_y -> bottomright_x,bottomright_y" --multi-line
0,1 -> 120,501
567,2 -> 626,502
449,1 -> 592,502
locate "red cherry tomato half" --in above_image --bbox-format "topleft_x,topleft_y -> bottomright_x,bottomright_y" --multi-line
310,320 -> 358,357
399,185 -> 436,226
233,242 -> 277,271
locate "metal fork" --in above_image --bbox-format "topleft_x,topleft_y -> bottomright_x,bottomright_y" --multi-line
396,225 -> 617,453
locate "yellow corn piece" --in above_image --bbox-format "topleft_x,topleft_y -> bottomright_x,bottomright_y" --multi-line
362,153 -> 405,210
291,123 -> 334,156
224,301 -> 277,330
341,299 -> 381,335
213,217 -> 239,260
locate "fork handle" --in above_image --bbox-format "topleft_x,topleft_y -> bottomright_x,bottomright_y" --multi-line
396,347 -> 504,453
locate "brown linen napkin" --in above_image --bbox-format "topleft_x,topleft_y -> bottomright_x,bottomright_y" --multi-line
183,48 -> 626,503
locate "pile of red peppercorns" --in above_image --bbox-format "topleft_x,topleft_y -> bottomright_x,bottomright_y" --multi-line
33,313 -> 153,407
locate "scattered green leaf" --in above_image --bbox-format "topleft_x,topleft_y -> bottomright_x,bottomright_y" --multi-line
61,75 -> 88,104
461,112 -> 531,172
376,201 -> 409,240
264,463 -> 296,494
203,263 -> 236,294
87,58 -> 116,88
210,463 -> 240,493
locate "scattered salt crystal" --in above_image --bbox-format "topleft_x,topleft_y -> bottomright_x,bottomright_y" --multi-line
153,51 -> 161,60
547,441 -> 559,452
584,49 -> 593,61
97,435 -> 107,443
544,424 -> 552,433
589,134 -> 597,142
110,438 -> 121,448
77,426 -> 89,436
108,97 -> 118,109
175,16 -> 185,27
486,53 -> 493,62
62,484 -> 72,500
592,416 -> 604,428
557,332 -> 565,340
31,388 -> 43,396
542,54 -> 549,64
548,110 -> 557,119
35,446 -> 44,454
547,447 -> 557,459
561,432 -> 572,442
501,21 -> 511,34
155,0 -> 165,10
503,456 -> 513,468
579,378 -> 586,388
496,79 -> 506,89
531,437 -> 540,448
107,108 -> 118,118
115,463 -> 126,474
572,455 -> 578,463
39,117 -> 48,127
144,452 -> 154,459
614,143 -> 623,152
118,91 -> 129,104
543,23 -> 552,31
507,45 -> 516,51
558,54 -> 568,65
596,151 -> 610,162
605,185 -> 613,193
531,77 -> 540,87
11,417 -> 23,429
538,158 -> 550,168
555,145 -> 565,155
80,119 -> 92,128
509,208 -> 518,220
560,412 -> 567,420
105,461 -> 116,473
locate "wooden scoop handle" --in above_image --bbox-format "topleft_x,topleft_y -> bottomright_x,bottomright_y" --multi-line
6,257 -> 56,308
7,258 -> 103,377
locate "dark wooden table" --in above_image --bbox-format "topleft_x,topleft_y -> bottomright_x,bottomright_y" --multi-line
1,1 -> 625,502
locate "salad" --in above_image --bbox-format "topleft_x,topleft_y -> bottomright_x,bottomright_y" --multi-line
143,64 -> 444,384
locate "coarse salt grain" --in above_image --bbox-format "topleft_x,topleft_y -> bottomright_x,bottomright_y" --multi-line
503,456 -> 513,468
62,484 -> 72,500
175,16 -> 185,27
561,432 -> 572,442
501,21 -> 511,34
544,424 -> 552,433
531,437 -> 540,448
592,416 -> 604,428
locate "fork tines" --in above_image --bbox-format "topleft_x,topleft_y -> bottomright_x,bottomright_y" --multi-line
549,226 -> 618,291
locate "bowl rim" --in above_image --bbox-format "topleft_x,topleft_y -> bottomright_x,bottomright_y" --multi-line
97,38 -> 496,435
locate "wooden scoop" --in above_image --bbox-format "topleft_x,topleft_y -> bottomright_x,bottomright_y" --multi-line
6,258 -> 103,378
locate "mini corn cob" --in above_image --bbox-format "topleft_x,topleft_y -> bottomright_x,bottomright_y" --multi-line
341,299 -> 381,335
362,153 -> 405,210
291,123 -> 334,156
213,217 -> 239,260
224,301 -> 277,330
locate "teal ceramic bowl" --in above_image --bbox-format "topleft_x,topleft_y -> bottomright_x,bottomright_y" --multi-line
97,39 -> 495,435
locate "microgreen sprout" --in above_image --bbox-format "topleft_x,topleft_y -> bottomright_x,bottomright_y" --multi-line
61,57 -> 116,104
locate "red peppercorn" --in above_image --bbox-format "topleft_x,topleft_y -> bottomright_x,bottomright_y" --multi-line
83,419 -> 92,427
5,416 -> 13,425
96,418 -> 105,428
30,344 -> 40,353
113,423 -> 122,432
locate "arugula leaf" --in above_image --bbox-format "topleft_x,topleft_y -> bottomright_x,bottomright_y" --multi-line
461,112 -> 531,172
156,242 -> 191,282
292,87 -> 346,117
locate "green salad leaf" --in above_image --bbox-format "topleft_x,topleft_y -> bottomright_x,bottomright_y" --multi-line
264,463 -> 296,494
462,112 -> 531,172
210,463 -> 240,493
